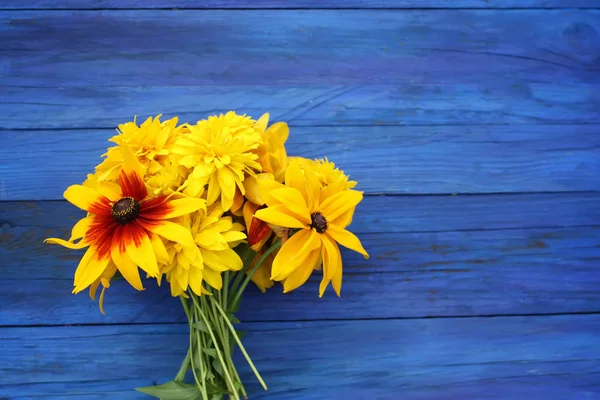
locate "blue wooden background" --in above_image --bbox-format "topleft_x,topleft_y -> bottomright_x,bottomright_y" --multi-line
1,1 -> 600,399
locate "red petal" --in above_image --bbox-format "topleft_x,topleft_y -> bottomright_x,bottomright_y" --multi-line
85,214 -> 118,260
248,217 -> 271,246
119,170 -> 147,201
87,197 -> 112,217
139,195 -> 172,220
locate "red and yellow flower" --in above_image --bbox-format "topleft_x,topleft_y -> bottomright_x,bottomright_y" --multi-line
45,147 -> 204,300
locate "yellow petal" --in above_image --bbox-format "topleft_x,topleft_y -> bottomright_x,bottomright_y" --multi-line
331,208 -> 355,229
148,220 -> 196,249
188,266 -> 204,296
121,145 -> 145,178
218,167 -> 236,211
111,246 -> 144,291
64,185 -> 103,212
99,286 -> 108,315
255,112 -> 270,132
298,228 -> 321,256
206,173 -> 221,206
326,224 -> 369,259
203,248 -> 243,272
319,236 -> 341,297
320,190 -> 363,223
96,181 -> 122,202
70,217 -> 92,241
125,232 -> 159,277
73,247 -> 109,294
249,257 -> 274,293
203,267 -> 223,290
163,198 -> 206,219
269,188 -> 311,224
243,173 -> 275,205
283,248 -> 320,293
284,160 -> 309,204
222,230 -> 247,243
89,279 -> 101,301
149,233 -> 170,264
231,189 -> 244,215
269,122 -> 289,146
271,229 -> 315,280
44,237 -> 89,250
255,205 -> 307,230
331,245 -> 343,297
257,178 -> 285,206
243,201 -> 260,229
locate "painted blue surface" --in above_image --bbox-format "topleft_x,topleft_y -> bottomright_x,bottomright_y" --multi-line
1,3 -> 599,400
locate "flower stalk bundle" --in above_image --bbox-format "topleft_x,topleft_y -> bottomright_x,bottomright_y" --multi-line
45,112 -> 369,399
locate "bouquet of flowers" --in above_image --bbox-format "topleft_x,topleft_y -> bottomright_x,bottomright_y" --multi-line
45,112 -> 369,399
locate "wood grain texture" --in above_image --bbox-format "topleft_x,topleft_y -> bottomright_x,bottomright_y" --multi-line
2,10 -> 600,128
4,83 -> 600,129
2,124 -> 598,200
1,196 -> 598,325
2,226 -> 600,326
4,10 -> 599,86
3,0 -> 600,9
2,315 -> 600,399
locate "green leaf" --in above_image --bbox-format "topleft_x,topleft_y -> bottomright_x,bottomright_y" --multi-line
228,315 -> 241,324
136,380 -> 201,400
212,359 -> 224,377
202,348 -> 217,358
205,381 -> 229,395
191,321 -> 209,333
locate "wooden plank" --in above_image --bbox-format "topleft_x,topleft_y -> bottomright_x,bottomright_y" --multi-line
2,1 -> 600,9
4,83 -> 599,129
2,125 -> 598,200
2,10 -> 599,128
2,315 -> 600,399
1,197 -> 598,325
4,10 -> 599,87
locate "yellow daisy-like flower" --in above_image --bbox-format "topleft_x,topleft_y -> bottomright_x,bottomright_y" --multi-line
254,159 -> 369,296
292,157 -> 357,198
93,115 -> 184,183
161,203 -> 246,297
172,112 -> 263,211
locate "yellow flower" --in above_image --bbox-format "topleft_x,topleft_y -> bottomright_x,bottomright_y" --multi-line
254,160 -> 369,296
172,112 -> 263,211
94,115 -> 184,183
292,156 -> 357,198
45,147 -> 205,298
161,203 -> 246,297
254,113 -> 289,182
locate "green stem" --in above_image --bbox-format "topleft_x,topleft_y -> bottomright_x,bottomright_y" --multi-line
223,271 -> 230,312
230,239 -> 281,312
210,295 -> 268,391
176,295 -> 193,383
192,294 -> 240,400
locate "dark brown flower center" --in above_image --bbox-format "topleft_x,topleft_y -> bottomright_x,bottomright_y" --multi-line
310,212 -> 328,233
111,197 -> 140,224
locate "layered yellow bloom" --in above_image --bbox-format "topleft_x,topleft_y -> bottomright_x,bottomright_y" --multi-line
172,112 -> 263,211
93,115 -> 184,183
254,159 -> 369,296
161,203 -> 246,297
292,157 -> 357,198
